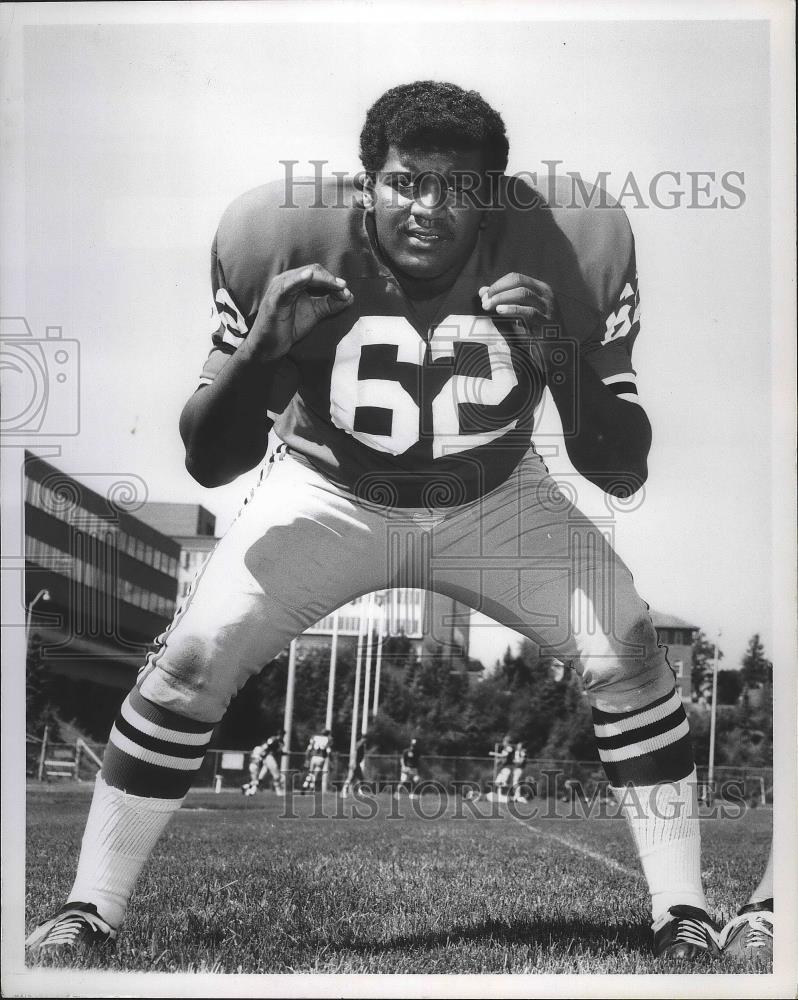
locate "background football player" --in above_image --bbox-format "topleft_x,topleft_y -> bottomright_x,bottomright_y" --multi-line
242,731 -> 285,796
301,730 -> 333,793
394,738 -> 422,800
511,741 -> 528,802
489,737 -> 515,802
28,80 -> 719,961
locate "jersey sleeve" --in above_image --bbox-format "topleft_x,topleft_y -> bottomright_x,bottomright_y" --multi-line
580,244 -> 642,405
198,234 -> 247,385
197,231 -> 300,418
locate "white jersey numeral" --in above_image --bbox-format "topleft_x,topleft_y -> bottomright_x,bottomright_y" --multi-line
329,316 -> 425,455
430,316 -> 519,458
329,315 -> 518,457
601,278 -> 640,346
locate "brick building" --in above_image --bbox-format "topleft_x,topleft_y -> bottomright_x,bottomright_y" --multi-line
24,453 -> 181,734
650,610 -> 700,701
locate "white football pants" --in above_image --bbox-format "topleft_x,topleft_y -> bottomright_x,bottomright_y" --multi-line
137,447 -> 674,722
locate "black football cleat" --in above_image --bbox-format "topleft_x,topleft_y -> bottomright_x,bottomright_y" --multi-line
26,902 -> 117,954
720,898 -> 773,964
653,904 -> 721,960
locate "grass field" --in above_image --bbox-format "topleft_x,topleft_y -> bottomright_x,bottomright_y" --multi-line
24,783 -> 772,975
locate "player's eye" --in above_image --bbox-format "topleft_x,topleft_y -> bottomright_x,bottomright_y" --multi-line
386,173 -> 413,194
447,172 -> 482,205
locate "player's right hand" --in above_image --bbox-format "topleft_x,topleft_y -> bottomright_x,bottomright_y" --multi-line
246,264 -> 353,361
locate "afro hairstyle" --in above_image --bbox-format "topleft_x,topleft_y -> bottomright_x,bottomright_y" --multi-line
359,80 -> 509,176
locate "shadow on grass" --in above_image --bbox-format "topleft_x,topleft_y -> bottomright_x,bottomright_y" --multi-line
340,914 -> 651,957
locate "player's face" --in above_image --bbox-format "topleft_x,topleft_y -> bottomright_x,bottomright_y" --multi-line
368,145 -> 487,284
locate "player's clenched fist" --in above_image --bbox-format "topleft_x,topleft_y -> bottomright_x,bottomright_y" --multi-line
247,263 -> 353,361
478,273 -> 558,333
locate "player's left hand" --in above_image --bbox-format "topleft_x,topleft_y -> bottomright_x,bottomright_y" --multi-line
478,273 -> 558,333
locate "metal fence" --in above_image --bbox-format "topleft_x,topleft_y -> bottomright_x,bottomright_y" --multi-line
25,737 -> 773,804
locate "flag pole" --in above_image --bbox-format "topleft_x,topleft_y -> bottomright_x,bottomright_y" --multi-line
361,593 -> 376,735
372,595 -> 386,718
348,603 -> 367,774
280,638 -> 298,790
322,609 -> 340,793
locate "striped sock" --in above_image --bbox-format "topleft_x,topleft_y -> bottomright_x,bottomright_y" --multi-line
592,690 -> 705,920
103,687 -> 214,797
592,689 -> 693,786
67,688 -> 215,928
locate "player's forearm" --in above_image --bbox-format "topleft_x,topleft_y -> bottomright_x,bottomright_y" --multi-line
545,350 -> 651,496
180,345 -> 299,488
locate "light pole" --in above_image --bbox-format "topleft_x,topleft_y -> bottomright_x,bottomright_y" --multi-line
27,588 -> 51,779
26,588 -> 50,645
707,629 -> 722,795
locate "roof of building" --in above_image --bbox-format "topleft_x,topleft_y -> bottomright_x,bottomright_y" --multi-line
650,610 -> 699,630
173,535 -> 218,551
24,452 -> 181,555
136,502 -> 216,538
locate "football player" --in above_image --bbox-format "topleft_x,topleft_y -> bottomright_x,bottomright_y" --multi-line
396,738 -> 422,799
489,737 -> 516,801
341,732 -> 368,797
301,729 -> 333,792
27,80 -> 718,961
511,741 -> 528,802
242,731 -> 285,796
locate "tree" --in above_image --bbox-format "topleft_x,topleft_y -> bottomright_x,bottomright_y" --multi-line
691,631 -> 722,701
715,669 -> 743,705
740,633 -> 772,688
26,633 -> 61,739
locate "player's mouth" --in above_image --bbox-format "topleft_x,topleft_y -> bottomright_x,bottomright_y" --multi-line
404,220 -> 452,248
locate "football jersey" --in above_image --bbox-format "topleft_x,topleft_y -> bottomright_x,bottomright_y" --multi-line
499,743 -> 515,767
308,734 -> 331,756
202,175 -> 640,507
264,735 -> 283,758
402,747 -> 420,768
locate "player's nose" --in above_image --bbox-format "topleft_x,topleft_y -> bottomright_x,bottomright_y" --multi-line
413,173 -> 449,214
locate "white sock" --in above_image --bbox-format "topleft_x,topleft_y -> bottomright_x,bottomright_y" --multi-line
612,767 -> 706,922
68,774 -> 184,928
748,843 -> 774,906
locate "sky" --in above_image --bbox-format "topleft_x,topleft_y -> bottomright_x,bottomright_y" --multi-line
1,4 -> 789,672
